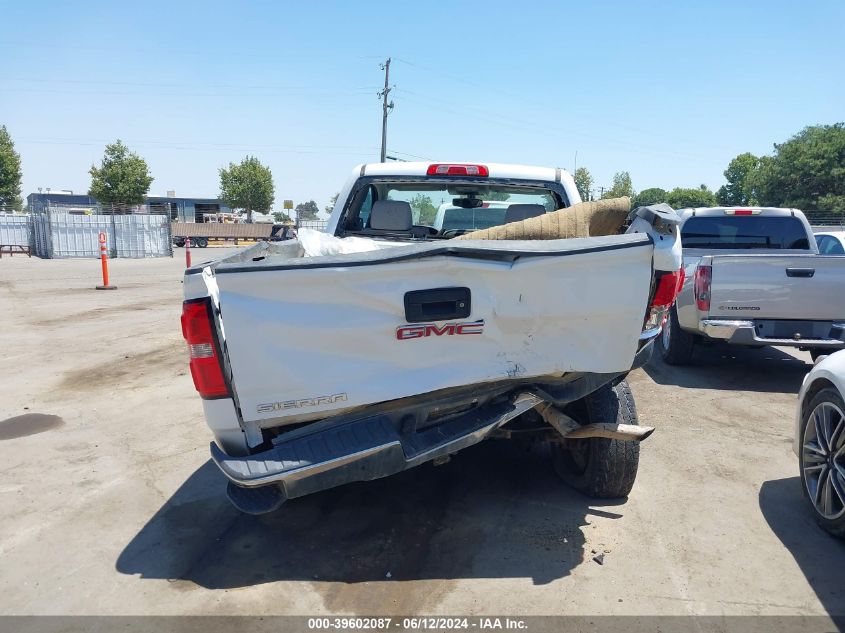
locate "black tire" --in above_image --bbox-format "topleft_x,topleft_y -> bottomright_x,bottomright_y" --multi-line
658,305 -> 695,365
552,380 -> 641,498
173,237 -> 186,248
196,237 -> 209,248
798,387 -> 845,538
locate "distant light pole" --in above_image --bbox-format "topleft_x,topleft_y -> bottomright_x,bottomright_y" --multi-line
378,58 -> 394,163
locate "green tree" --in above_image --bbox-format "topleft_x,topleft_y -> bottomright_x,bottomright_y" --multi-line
716,152 -> 760,206
632,187 -> 668,208
88,140 -> 153,206
410,193 -> 437,225
483,190 -> 511,202
666,186 -> 717,209
219,156 -> 275,223
754,123 -> 845,217
574,167 -> 593,202
602,171 -> 634,199
295,200 -> 320,221
272,211 -> 292,223
0,125 -> 22,210
325,192 -> 339,214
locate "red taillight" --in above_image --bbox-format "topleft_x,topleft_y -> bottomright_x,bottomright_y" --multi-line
651,269 -> 683,307
643,267 -> 683,333
694,264 -> 712,311
181,299 -> 229,399
426,163 -> 489,177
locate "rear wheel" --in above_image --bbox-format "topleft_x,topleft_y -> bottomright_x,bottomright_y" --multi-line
799,388 -> 845,538
195,237 -> 209,248
658,305 -> 695,365
552,380 -> 640,498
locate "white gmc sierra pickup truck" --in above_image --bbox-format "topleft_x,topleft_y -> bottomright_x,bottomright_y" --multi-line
182,162 -> 683,514
658,207 -> 845,364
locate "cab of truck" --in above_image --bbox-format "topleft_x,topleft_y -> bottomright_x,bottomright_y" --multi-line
328,162 -> 581,239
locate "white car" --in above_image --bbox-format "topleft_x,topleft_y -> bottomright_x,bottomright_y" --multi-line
815,231 -> 845,255
795,349 -> 845,537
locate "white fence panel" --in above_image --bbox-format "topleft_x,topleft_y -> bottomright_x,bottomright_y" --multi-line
27,213 -> 172,258
113,215 -> 172,258
50,214 -> 113,258
31,215 -> 53,257
0,216 -> 31,246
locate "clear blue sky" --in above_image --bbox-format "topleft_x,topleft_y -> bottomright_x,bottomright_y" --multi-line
3,0 -> 843,214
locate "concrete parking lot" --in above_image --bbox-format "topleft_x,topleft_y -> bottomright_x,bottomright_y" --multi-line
1,250 -> 843,617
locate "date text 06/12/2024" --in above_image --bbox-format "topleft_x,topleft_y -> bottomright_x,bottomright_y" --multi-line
307,617 -> 528,630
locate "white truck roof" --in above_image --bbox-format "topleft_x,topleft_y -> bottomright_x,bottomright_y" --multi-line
675,206 -> 803,221
358,161 -> 572,184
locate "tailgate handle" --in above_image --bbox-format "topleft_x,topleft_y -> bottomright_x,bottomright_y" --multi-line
404,287 -> 471,323
786,267 -> 815,278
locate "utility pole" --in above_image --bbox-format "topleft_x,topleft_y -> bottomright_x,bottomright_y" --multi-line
378,58 -> 394,163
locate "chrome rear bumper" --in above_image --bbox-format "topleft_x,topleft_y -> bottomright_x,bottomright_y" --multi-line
699,319 -> 845,348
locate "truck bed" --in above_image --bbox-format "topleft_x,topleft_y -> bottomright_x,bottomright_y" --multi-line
696,252 -> 845,348
707,253 -> 845,321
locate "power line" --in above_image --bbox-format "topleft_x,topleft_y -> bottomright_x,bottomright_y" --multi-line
1,77 -> 381,91
391,55 -> 726,153
386,149 -> 433,161
395,91 -> 705,160
15,137 -> 383,157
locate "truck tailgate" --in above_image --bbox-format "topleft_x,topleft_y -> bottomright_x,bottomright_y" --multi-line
210,235 -> 655,425
708,254 -> 845,320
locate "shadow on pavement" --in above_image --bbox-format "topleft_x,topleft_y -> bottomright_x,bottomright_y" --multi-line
759,477 -> 845,616
117,440 -> 623,593
644,343 -> 810,394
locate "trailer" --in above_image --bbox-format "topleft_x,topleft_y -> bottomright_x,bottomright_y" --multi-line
171,222 -> 295,248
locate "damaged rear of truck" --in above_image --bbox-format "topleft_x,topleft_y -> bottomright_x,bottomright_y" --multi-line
182,162 -> 682,514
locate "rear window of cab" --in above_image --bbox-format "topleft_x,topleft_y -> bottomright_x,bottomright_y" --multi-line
681,216 -> 810,250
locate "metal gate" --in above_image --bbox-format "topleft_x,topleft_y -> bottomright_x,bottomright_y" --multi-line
0,216 -> 30,246
29,212 -> 172,258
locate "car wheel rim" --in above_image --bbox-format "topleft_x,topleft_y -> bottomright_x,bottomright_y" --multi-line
661,313 -> 671,350
802,401 -> 845,520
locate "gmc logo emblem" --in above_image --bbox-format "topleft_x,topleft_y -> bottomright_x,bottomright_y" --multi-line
396,319 -> 484,341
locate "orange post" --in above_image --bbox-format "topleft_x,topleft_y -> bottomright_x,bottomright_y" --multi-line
185,236 -> 192,268
95,231 -> 117,290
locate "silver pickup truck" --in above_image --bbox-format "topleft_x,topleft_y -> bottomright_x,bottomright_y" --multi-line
658,207 -> 845,364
